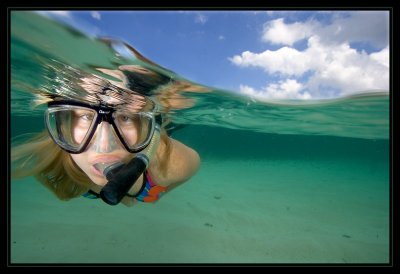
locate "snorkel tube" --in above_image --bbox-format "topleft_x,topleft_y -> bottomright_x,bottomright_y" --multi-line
96,124 -> 161,205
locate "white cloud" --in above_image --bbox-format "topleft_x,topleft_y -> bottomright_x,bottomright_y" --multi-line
91,11 -> 101,20
262,18 -> 316,46
370,46 -> 389,67
240,79 -> 311,100
230,46 -> 311,76
320,11 -> 389,49
230,11 -> 389,99
195,14 -> 208,24
262,11 -> 389,48
306,40 -> 389,96
218,35 -> 225,40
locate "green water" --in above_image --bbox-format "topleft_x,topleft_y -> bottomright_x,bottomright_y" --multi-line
10,122 -> 390,263
9,11 -> 391,264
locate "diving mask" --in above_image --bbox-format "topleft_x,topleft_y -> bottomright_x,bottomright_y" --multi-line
45,100 -> 156,154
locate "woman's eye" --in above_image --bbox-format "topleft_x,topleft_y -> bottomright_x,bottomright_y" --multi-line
117,114 -> 138,126
120,115 -> 130,122
81,114 -> 94,121
74,111 -> 94,123
117,113 -> 134,122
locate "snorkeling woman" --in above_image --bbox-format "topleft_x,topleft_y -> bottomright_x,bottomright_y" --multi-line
11,71 -> 201,207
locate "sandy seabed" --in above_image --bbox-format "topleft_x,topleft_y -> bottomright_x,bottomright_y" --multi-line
10,157 -> 389,264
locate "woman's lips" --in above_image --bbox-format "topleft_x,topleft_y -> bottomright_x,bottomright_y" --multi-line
91,165 -> 105,177
90,156 -> 122,165
90,157 -> 122,177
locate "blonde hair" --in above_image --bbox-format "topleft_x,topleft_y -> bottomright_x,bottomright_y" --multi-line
11,129 -> 171,201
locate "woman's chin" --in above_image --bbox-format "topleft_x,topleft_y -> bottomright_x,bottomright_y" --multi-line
89,175 -> 108,186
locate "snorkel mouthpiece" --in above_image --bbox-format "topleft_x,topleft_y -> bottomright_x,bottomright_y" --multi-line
98,125 -> 160,205
99,156 -> 149,205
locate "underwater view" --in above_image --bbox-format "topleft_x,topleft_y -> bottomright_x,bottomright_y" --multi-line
10,11 -> 390,264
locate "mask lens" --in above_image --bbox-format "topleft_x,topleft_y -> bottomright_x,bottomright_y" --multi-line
113,111 -> 154,151
45,106 -> 98,153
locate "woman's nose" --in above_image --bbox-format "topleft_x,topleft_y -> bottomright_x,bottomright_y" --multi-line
91,122 -> 119,153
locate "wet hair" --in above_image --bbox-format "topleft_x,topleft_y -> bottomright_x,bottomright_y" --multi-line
121,66 -> 172,96
11,129 -> 171,200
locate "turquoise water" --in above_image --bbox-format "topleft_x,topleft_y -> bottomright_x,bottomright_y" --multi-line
10,11 -> 390,264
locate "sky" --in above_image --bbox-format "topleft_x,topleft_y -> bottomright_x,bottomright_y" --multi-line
36,10 -> 390,100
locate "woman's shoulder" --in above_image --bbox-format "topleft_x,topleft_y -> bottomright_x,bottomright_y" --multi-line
149,137 -> 200,187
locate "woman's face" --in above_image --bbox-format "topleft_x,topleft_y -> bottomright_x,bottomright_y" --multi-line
70,120 -> 135,186
47,104 -> 152,186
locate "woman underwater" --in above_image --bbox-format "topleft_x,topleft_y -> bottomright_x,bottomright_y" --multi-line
11,60 -> 208,207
